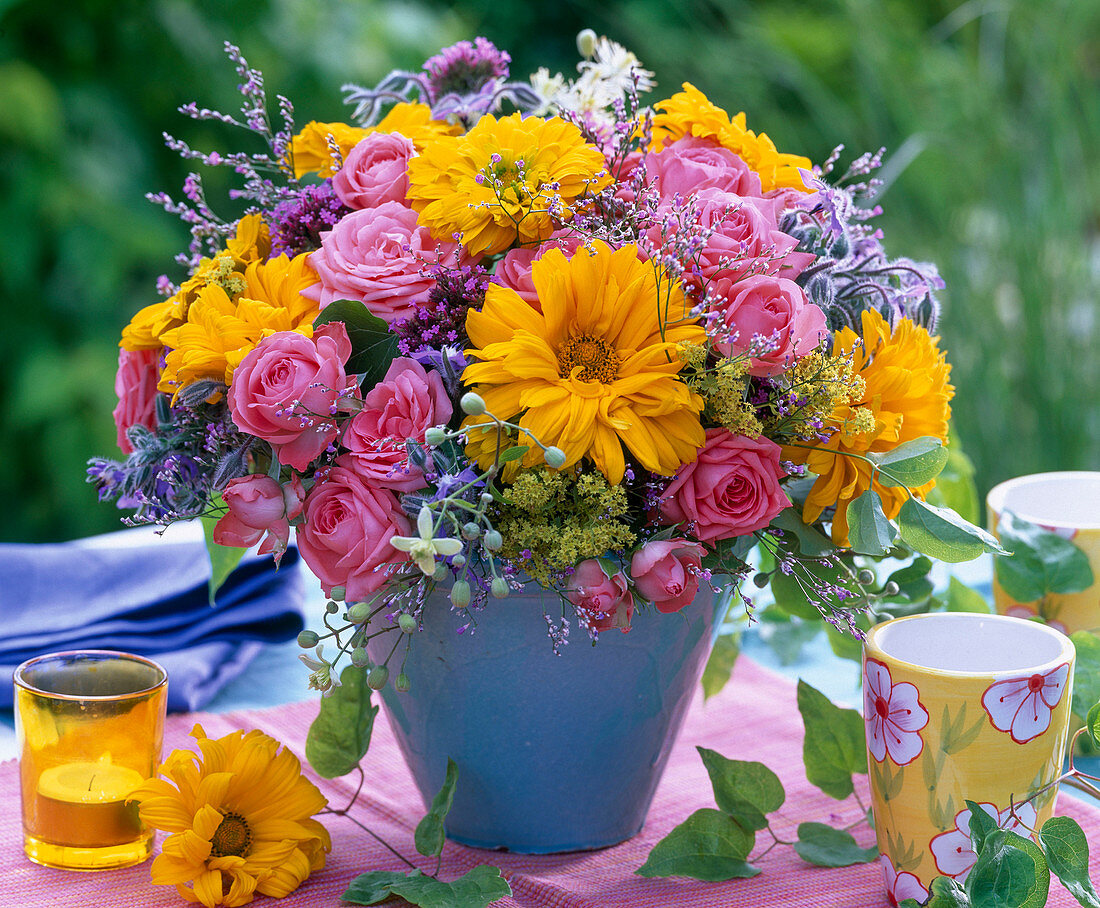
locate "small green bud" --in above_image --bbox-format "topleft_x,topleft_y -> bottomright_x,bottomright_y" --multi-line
857,569 -> 876,585
460,392 -> 486,415
432,563 -> 448,582
452,553 -> 466,568
395,672 -> 411,693
367,665 -> 390,690
480,491 -> 494,505
752,573 -> 770,589
491,576 -> 509,599
883,581 -> 900,597
576,28 -> 598,58
398,614 -> 417,634
424,426 -> 446,446
325,600 -> 340,614
347,602 -> 371,623
543,446 -> 566,469
297,630 -> 320,648
329,586 -> 346,601
462,521 -> 481,540
351,646 -> 369,667
484,529 -> 502,551
451,580 -> 472,609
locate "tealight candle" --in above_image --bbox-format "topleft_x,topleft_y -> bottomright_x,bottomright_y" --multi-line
14,650 -> 168,871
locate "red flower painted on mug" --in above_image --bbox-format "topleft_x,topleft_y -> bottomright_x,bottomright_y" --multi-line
864,658 -> 929,765
930,801 -> 1037,882
880,854 -> 927,907
982,662 -> 1071,744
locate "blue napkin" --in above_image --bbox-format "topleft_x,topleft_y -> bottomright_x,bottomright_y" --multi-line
0,524 -> 305,711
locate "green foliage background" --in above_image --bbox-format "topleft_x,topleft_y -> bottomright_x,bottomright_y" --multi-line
1,0 -> 1097,543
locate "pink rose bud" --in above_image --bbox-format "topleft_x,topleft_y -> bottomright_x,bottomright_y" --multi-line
213,473 -> 305,564
332,132 -> 415,209
565,559 -> 635,633
113,347 -> 160,454
631,539 -> 706,614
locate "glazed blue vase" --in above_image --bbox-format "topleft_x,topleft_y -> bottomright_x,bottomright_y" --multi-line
369,582 -> 729,853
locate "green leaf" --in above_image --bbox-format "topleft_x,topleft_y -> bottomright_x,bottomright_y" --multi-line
920,874 -> 973,907
793,822 -> 878,866
871,436 -> 950,488
696,748 -> 784,833
884,556 -> 935,603
769,507 -> 837,557
636,808 -> 758,880
1070,632 -> 1100,721
1087,703 -> 1100,748
314,300 -> 399,388
797,680 -> 867,799
965,799 -> 999,854
200,507 -> 247,605
994,511 -> 1095,603
305,666 -> 378,778
1040,816 -> 1100,907
926,433 -> 980,525
846,489 -> 898,556
898,496 -> 1008,562
763,618 -> 822,665
701,633 -> 740,700
947,577 -> 992,613
414,757 -> 459,858
343,867 -> 512,908
966,829 -> 1050,908
496,445 -> 529,463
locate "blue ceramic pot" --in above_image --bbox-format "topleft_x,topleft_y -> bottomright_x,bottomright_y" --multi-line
369,582 -> 729,853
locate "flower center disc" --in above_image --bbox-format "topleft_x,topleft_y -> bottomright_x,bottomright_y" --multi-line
1028,674 -> 1044,693
210,811 -> 253,857
557,335 -> 620,383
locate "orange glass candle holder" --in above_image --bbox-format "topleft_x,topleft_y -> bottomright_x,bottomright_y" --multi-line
14,650 -> 168,871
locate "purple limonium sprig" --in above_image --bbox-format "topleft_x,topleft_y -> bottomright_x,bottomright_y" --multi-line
393,262 -> 489,356
269,180 -> 351,257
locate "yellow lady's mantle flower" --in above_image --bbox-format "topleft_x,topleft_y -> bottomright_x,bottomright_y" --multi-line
406,112 -> 609,256
132,724 -> 330,908
790,309 -> 954,545
463,241 -> 706,483
651,83 -> 812,194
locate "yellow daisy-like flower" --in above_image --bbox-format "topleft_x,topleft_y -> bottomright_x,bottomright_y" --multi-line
650,83 -> 812,194
289,103 -> 460,177
132,725 -> 330,908
463,241 -> 706,483
406,112 -> 609,257
790,309 -> 954,546
243,252 -> 321,325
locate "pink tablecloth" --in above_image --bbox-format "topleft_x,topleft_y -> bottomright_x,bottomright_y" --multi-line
3,656 -> 1098,907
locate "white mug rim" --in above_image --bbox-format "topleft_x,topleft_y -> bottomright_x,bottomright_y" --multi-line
986,470 -> 1100,531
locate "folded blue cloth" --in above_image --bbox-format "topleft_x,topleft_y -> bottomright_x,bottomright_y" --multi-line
0,524 -> 305,711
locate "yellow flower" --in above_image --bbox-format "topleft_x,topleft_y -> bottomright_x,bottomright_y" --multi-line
406,112 -> 609,257
463,241 -> 706,483
225,213 -> 271,267
243,253 -> 321,325
790,309 -> 954,546
132,724 -> 330,908
289,104 -> 460,177
651,83 -> 812,193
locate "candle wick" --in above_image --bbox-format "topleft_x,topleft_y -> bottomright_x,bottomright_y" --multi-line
88,774 -> 96,792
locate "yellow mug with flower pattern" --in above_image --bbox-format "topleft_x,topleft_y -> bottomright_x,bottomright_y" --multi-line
863,613 -> 1074,904
987,471 -> 1100,635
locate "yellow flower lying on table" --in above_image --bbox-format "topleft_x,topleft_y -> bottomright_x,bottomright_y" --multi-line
132,725 -> 330,908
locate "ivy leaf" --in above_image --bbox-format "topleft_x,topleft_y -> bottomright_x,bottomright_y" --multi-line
343,867 -> 512,908
696,748 -> 784,833
793,822 -> 878,867
966,829 -> 1050,908
897,497 -> 1008,563
414,757 -> 459,858
797,680 -> 867,800
846,489 -> 898,556
994,511 -> 1094,603
947,577 -> 992,613
701,633 -> 740,700
1039,816 -> 1100,907
1069,632 -> 1100,721
200,504 -> 247,605
636,809 -> 758,880
870,436 -> 950,488
314,300 -> 399,388
305,665 -> 378,778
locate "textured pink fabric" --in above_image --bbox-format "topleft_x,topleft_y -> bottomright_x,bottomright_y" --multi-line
3,656 -> 1097,906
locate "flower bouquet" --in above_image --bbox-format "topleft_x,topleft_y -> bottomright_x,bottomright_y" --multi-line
91,31 -> 1003,853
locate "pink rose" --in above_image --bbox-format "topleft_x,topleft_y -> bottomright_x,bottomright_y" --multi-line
565,559 -> 635,634
713,274 -> 827,376
113,348 -> 160,454
296,460 -> 412,601
646,136 -> 763,200
228,323 -> 357,471
213,474 -> 306,564
304,202 -> 463,323
631,539 -> 705,614
332,132 -> 415,209
660,428 -> 790,543
492,233 -> 584,312
341,357 -> 453,491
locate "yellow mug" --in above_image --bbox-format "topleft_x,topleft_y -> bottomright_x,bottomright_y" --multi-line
864,613 -> 1074,903
987,471 -> 1100,634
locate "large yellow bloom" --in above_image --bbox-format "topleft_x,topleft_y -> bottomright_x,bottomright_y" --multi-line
244,252 -> 321,325
791,309 -> 954,546
463,241 -> 706,483
289,103 -> 460,177
407,113 -> 609,257
651,83 -> 812,194
132,725 -> 330,908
